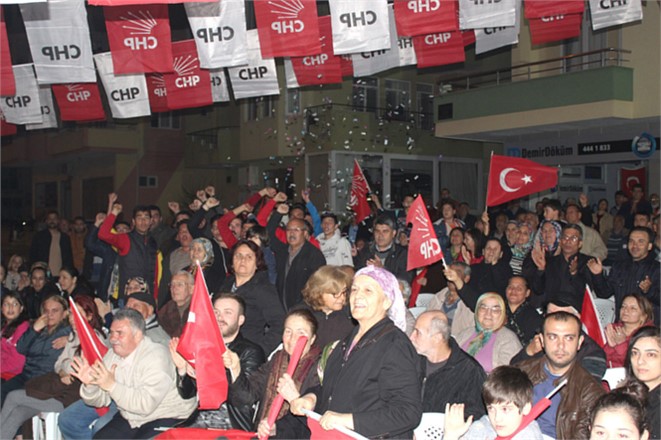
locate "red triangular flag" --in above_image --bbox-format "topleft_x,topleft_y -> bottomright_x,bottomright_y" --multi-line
305,410 -> 365,440
581,285 -> 607,347
176,263 -> 227,410
0,10 -> 15,97
486,154 -> 558,207
409,268 -> 428,308
68,297 -> 108,364
349,159 -> 372,224
406,196 -> 445,271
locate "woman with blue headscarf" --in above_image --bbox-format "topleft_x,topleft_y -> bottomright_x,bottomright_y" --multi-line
291,266 -> 423,438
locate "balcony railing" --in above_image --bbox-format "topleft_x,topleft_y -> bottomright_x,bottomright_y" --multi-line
437,47 -> 631,93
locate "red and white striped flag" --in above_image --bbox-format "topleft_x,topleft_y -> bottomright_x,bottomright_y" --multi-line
581,285 -> 606,347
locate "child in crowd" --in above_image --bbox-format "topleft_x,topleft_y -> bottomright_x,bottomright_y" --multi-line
4,255 -> 24,292
444,365 -> 543,440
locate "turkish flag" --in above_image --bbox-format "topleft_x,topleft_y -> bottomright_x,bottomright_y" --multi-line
486,154 -> 558,207
146,73 -> 169,113
163,40 -> 213,111
394,0 -> 459,37
349,159 -> 372,224
254,0 -> 321,58
52,83 -> 106,122
581,285 -> 606,347
406,196 -> 444,271
0,10 -> 15,96
620,165 -> 646,198
528,13 -> 582,45
524,0 -> 584,19
68,297 -> 108,364
104,5 -> 174,74
413,31 -> 465,69
176,263 -> 228,410
290,16 -> 342,86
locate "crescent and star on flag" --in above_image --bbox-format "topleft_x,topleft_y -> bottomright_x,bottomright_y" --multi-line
499,167 -> 533,193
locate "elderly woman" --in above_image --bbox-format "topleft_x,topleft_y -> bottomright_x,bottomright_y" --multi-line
301,265 -> 355,349
220,240 -> 285,355
522,220 -> 562,293
510,222 -> 534,275
227,309 -> 321,439
604,294 -> 654,368
188,237 -> 224,295
455,293 -> 522,372
291,266 -> 423,438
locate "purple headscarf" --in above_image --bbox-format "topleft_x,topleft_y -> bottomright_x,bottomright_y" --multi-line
353,266 -> 407,332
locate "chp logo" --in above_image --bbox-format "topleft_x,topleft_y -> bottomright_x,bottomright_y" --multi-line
173,55 -> 201,88
339,9 -> 377,28
65,84 -> 91,102
270,0 -> 306,34
121,10 -> 159,51
302,35 -> 328,66
410,202 -> 442,261
407,0 -> 440,13
150,73 -> 167,97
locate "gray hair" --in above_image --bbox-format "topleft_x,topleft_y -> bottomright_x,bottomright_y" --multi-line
114,308 -> 146,335
429,315 -> 451,342
398,279 -> 412,302
451,261 -> 471,277
172,270 -> 194,285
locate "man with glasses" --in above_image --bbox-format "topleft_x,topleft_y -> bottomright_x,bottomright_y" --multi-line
158,271 -> 194,337
529,224 -> 594,310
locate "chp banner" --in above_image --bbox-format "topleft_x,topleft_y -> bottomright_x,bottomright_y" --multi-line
94,52 -> 151,119
19,0 -> 96,84
393,0 -> 459,37
289,16 -> 343,87
588,0 -> 642,30
227,30 -> 280,100
163,40 -> 213,111
406,195 -> 445,271
104,5 -> 174,74
1,11 -> 15,96
352,7 -> 401,77
528,13 -> 582,45
89,0 -> 215,6
254,0 -> 321,58
208,68 -> 230,102
52,83 -> 106,121
0,64 -> 43,124
146,73 -> 169,113
329,0 -> 391,55
475,0 -> 521,55
348,159 -> 372,223
524,0 -> 585,18
185,0 -> 248,69
26,85 -> 58,130
459,0 -> 516,29
413,31 -> 465,69
486,154 -> 558,207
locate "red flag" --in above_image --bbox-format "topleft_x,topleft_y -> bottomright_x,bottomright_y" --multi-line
349,159 -> 372,224
620,165 -> 646,198
163,40 -> 213,111
0,10 -> 15,97
146,73 -> 169,113
462,29 -> 476,47
89,0 -> 215,5
52,84 -> 106,122
305,410 -> 366,440
155,427 -> 257,440
486,154 -> 558,207
0,111 -> 17,137
104,5 -> 174,74
409,268 -> 428,308
406,196 -> 445,271
581,285 -> 607,347
394,0 -> 459,37
176,264 -> 227,410
524,0 -> 584,19
528,13 -> 583,45
68,297 -> 108,364
412,31 -> 465,69
254,0 -> 321,58
340,55 -> 354,77
290,16 -> 342,86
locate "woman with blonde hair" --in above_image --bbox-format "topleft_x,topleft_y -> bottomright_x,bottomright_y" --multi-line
455,293 -> 522,372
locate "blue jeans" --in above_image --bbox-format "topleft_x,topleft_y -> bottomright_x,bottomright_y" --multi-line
58,400 -> 117,440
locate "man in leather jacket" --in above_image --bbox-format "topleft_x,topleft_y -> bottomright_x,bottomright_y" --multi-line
175,293 -> 265,430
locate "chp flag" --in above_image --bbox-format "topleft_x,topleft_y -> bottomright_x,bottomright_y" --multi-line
0,64 -> 43,125
348,159 -> 372,224
227,30 -> 280,100
254,0 -> 321,58
94,52 -> 151,119
52,82 -> 106,121
163,40 -> 213,111
393,0 -> 459,37
329,0 -> 391,55
26,85 -> 58,130
588,0 -> 642,30
406,195 -> 445,271
459,0 -> 517,29
1,10 -> 15,96
486,154 -> 558,207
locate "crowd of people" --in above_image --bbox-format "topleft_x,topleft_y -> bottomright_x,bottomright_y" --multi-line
0,183 -> 659,439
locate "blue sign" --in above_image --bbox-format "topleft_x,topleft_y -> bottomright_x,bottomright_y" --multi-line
632,132 -> 657,158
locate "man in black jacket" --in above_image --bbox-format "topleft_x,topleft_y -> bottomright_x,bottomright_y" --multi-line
410,310 -> 486,419
175,293 -> 265,430
355,214 -> 412,283
29,210 -> 73,274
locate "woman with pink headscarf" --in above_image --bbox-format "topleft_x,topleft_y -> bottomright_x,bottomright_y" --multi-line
291,266 -> 423,438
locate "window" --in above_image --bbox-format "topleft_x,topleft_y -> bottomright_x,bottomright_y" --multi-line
385,79 -> 410,121
246,97 -> 275,121
416,83 -> 434,130
262,96 -> 275,118
138,175 -> 158,188
352,77 -> 378,115
150,111 -> 180,129
286,89 -> 300,115
246,99 -> 258,121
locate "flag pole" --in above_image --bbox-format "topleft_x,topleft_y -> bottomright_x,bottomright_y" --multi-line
484,150 -> 493,214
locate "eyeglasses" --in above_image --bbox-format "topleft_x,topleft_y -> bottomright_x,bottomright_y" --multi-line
325,289 -> 347,298
560,235 -> 580,242
478,304 -> 502,315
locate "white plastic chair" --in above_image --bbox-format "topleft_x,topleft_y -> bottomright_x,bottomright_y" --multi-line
414,412 -> 444,440
603,367 -> 627,390
409,307 -> 427,319
32,412 -> 62,440
594,298 -> 616,326
415,293 -> 436,308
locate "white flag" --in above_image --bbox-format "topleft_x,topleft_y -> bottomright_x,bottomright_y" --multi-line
351,6 -> 400,77
209,68 -> 230,102
397,37 -> 417,67
459,0 -> 517,29
185,0 -> 248,69
475,0 -> 521,55
329,0 -> 391,55
589,0 -> 642,30
283,59 -> 300,89
227,30 -> 279,100
20,0 -> 95,84
94,52 -> 150,119
0,0 -> 45,4
0,64 -> 42,124
26,85 -> 57,130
